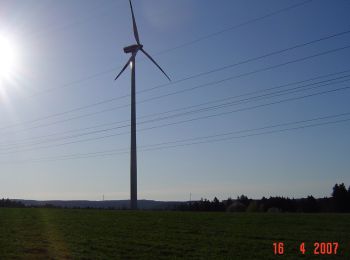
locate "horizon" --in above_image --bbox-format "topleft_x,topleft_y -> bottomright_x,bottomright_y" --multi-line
7,181 -> 346,202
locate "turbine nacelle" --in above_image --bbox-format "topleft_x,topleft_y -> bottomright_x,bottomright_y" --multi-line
123,44 -> 143,54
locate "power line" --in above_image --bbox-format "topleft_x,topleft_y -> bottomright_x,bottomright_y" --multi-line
141,29 -> 350,94
153,0 -> 314,56
143,112 -> 350,148
150,85 -> 350,136
146,70 -> 350,119
2,70 -> 349,146
28,1 -> 117,38
137,45 -> 350,104
136,77 -> 350,125
1,73 -> 349,149
1,83 -> 349,155
2,42 -> 350,134
3,110 -> 349,164
141,117 -> 350,153
8,111 -> 347,160
19,0 -> 314,99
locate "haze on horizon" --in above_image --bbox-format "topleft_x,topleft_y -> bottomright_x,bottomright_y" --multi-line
0,0 -> 349,201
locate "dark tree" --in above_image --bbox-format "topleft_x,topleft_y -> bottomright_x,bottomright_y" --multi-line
224,197 -> 233,208
298,196 -> 319,213
212,197 -> 224,211
0,198 -> 25,208
237,194 -> 250,207
260,197 -> 296,212
332,183 -> 349,212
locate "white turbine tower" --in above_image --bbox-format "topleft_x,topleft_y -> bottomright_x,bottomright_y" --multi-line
115,0 -> 171,210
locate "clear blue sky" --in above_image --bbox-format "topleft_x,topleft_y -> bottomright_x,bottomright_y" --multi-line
0,0 -> 349,201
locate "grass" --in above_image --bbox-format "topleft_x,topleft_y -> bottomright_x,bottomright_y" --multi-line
0,208 -> 349,259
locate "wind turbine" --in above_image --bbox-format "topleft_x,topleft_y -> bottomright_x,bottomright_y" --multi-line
114,0 -> 171,210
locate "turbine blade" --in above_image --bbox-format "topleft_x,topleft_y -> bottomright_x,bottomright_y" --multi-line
140,48 -> 171,81
129,0 -> 140,44
114,56 -> 133,81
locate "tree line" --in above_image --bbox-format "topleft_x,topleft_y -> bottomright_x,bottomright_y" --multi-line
177,183 -> 350,213
0,198 -> 25,208
1,183 -> 349,212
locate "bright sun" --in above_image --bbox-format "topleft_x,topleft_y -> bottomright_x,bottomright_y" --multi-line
0,35 -> 17,81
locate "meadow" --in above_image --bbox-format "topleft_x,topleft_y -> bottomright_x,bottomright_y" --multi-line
0,208 -> 349,259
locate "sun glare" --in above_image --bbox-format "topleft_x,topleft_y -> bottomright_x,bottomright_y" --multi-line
0,35 -> 17,82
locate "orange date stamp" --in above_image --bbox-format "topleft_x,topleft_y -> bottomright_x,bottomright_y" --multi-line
273,241 -> 339,255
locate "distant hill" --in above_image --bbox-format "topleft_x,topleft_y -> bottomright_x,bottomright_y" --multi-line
13,199 -> 185,210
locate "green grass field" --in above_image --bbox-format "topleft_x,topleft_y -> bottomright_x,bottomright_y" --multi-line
0,208 -> 349,259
